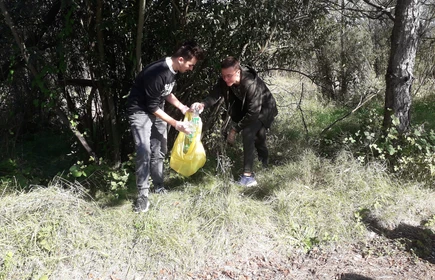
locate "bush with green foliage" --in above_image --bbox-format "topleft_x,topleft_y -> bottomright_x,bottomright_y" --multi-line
341,110 -> 435,183
67,156 -> 134,198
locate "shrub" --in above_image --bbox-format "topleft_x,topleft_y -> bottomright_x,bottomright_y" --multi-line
342,110 -> 435,184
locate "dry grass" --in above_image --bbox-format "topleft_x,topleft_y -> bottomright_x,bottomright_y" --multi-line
1,149 -> 435,279
1,76 -> 435,279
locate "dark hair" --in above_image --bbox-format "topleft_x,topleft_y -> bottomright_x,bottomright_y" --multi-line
172,41 -> 204,61
221,56 -> 241,70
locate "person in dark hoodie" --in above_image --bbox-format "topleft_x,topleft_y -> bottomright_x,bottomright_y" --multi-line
191,56 -> 278,187
127,41 -> 204,213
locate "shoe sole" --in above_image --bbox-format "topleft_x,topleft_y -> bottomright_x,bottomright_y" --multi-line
134,203 -> 150,213
135,207 -> 149,213
245,181 -> 258,187
155,189 -> 168,194
237,180 -> 258,187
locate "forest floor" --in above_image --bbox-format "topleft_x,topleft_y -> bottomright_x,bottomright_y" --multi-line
184,236 -> 435,280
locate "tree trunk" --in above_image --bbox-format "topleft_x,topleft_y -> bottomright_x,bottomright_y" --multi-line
383,0 -> 421,133
95,0 -> 121,167
339,0 -> 347,101
316,47 -> 336,101
135,0 -> 146,75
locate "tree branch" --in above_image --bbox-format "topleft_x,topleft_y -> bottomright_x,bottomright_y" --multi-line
60,79 -> 97,87
0,0 -> 61,81
320,90 -> 379,135
259,68 -> 316,84
361,0 -> 395,21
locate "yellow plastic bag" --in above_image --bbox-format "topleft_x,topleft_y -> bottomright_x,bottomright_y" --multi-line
170,112 -> 206,177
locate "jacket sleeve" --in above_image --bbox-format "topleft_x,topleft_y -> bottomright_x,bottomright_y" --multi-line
202,79 -> 225,109
233,78 -> 262,132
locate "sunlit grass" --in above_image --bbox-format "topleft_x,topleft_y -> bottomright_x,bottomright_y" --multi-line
2,147 -> 435,279
2,76 -> 435,279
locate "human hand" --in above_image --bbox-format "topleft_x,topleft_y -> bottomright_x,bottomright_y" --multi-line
180,105 -> 189,115
190,102 -> 204,114
175,121 -> 193,134
226,129 -> 237,145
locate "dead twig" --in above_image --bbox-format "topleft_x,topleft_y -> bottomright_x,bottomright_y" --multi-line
320,90 -> 379,135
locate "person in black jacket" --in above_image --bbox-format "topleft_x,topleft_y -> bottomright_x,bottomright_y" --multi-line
191,56 -> 278,187
127,41 -> 204,212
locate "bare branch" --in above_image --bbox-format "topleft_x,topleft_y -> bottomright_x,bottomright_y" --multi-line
259,68 -> 316,83
361,0 -> 395,21
320,90 -> 379,135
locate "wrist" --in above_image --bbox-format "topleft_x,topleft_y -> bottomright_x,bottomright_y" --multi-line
180,104 -> 189,114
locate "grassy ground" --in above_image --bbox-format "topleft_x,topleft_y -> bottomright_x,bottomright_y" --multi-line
1,150 -> 435,279
1,75 -> 435,279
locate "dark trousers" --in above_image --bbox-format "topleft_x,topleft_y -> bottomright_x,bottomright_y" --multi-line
241,119 -> 268,174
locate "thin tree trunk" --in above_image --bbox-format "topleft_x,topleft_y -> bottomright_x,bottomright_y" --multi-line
136,0 -> 146,75
383,0 -> 421,133
95,0 -> 121,167
0,1 -> 33,72
339,0 -> 347,101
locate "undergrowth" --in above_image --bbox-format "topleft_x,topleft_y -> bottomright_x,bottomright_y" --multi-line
1,148 -> 435,279
1,75 -> 435,278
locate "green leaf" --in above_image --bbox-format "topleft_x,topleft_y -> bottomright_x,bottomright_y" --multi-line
111,172 -> 119,180
71,170 -> 83,178
387,145 -> 396,155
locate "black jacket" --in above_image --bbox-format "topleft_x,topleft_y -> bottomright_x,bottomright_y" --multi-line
203,66 -> 278,132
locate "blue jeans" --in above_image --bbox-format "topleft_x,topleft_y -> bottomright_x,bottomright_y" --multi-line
129,112 -> 167,197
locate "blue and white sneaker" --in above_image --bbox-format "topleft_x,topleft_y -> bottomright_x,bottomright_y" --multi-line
237,174 -> 258,187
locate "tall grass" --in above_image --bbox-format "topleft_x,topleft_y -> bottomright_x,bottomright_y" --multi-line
2,155 -> 435,279
1,75 -> 435,279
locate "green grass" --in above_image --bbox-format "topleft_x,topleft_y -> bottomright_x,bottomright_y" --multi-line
2,75 -> 435,279
412,96 -> 435,131
1,148 -> 435,279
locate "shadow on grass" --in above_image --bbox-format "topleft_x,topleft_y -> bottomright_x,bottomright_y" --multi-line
339,274 -> 374,280
360,209 -> 435,264
240,165 -> 294,200
242,184 -> 277,200
339,274 -> 373,280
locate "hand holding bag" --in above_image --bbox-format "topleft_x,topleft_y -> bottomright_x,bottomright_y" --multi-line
170,111 -> 206,177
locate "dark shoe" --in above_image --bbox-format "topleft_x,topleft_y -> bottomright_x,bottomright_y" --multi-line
134,195 -> 150,213
259,157 -> 269,169
262,161 -> 269,169
237,174 -> 258,187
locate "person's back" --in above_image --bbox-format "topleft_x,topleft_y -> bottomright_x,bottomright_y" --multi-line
127,58 -> 175,115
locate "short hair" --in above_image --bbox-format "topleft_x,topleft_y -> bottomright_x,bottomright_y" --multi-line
221,56 -> 241,70
172,41 -> 204,61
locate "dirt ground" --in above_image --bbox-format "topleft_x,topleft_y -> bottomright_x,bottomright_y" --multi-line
184,236 -> 435,280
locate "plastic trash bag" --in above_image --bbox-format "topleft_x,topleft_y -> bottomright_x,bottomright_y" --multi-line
170,111 -> 206,177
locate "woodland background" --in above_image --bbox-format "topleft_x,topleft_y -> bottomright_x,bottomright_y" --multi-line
2,1 -> 435,279
1,0 -> 434,189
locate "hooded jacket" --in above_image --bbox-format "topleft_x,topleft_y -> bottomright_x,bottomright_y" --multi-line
203,66 -> 278,132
